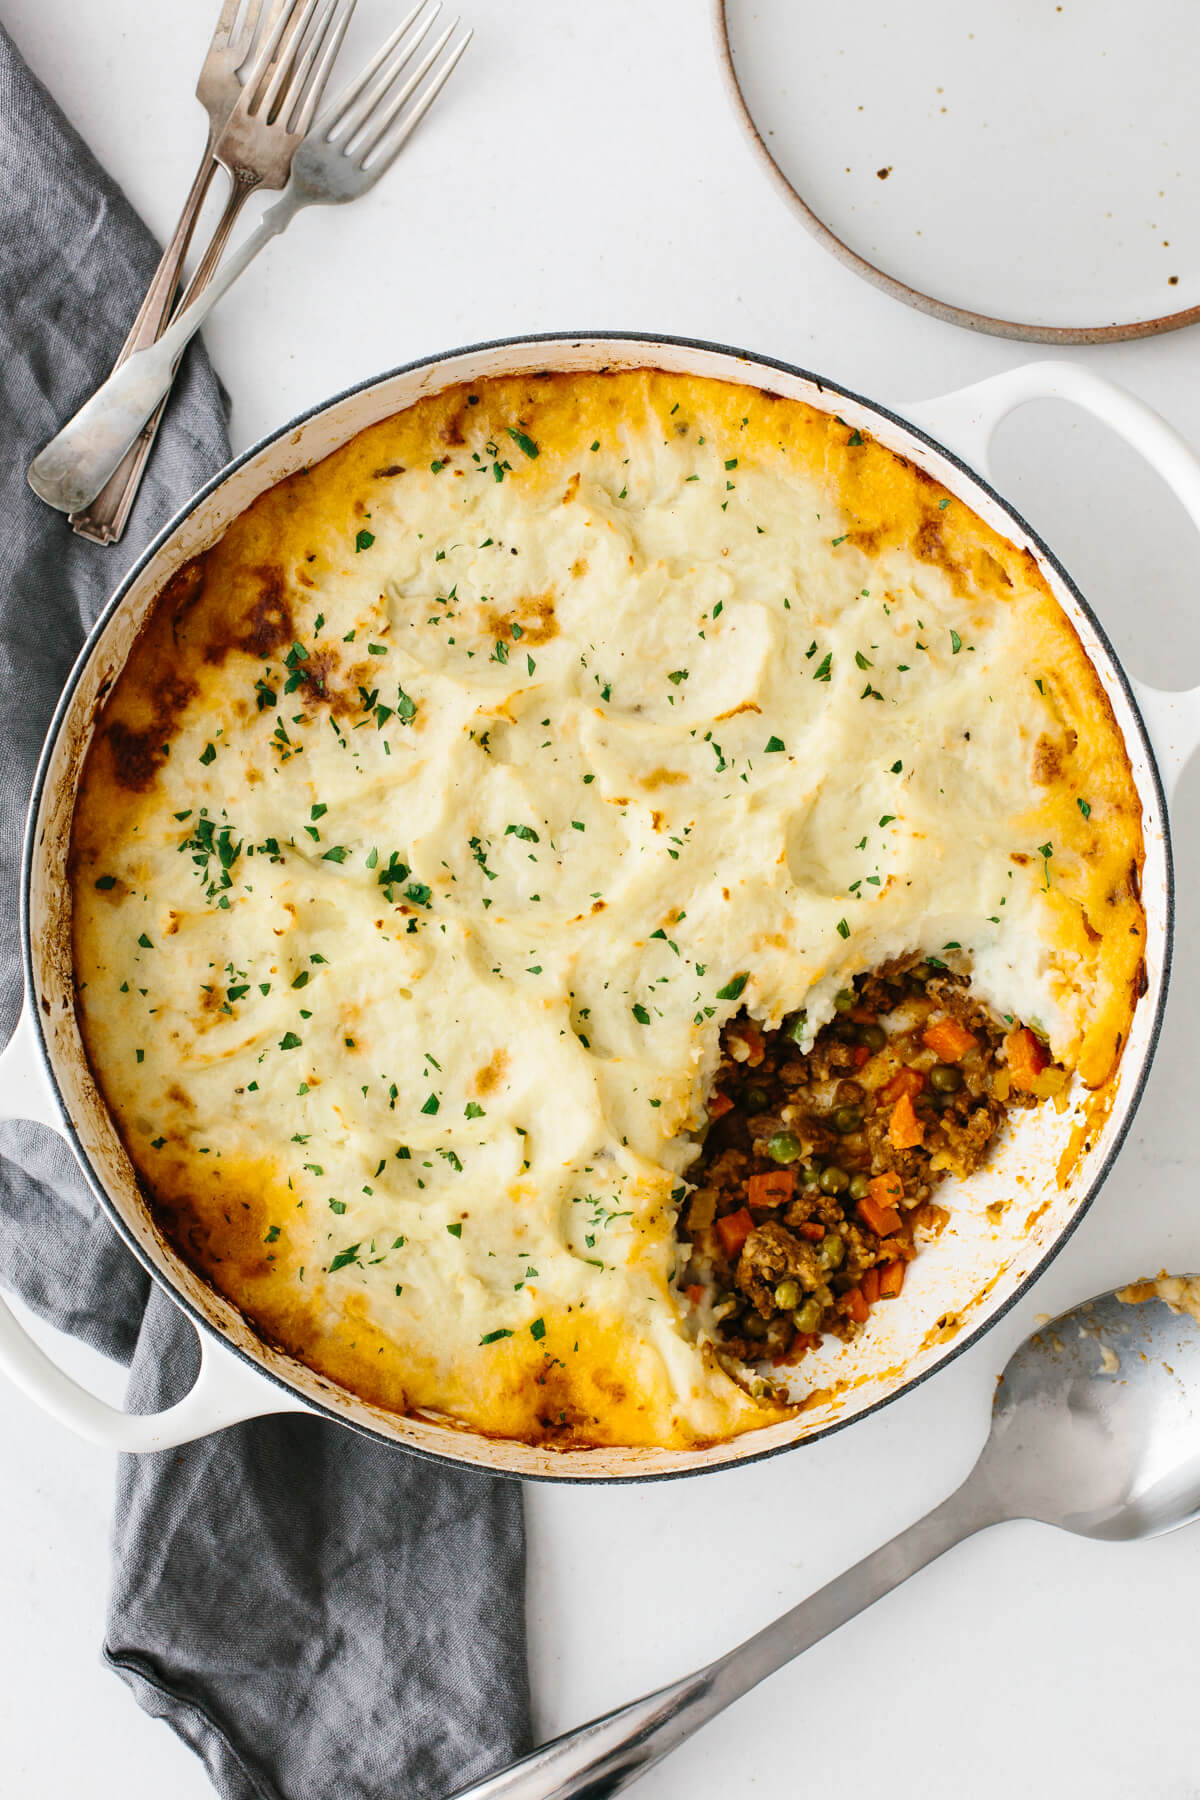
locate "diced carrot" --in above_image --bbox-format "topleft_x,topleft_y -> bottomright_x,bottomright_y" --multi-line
889,1090 -> 925,1149
851,1044 -> 871,1068
921,1016 -> 978,1062
867,1171 -> 904,1204
858,1194 -> 903,1237
728,1021 -> 766,1066
797,1221 -> 826,1241
878,1261 -> 906,1299
685,1284 -> 705,1305
716,1207 -> 755,1259
1006,1026 -> 1049,1091
881,1066 -> 925,1104
844,1286 -> 870,1325
790,1332 -> 821,1355
707,1090 -> 734,1119
861,1266 -> 881,1305
849,1007 -> 878,1025
748,1169 -> 796,1208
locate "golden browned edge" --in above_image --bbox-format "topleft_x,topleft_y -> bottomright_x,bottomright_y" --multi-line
69,369 -> 1147,1449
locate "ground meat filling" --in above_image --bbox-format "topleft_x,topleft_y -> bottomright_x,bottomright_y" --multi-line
680,959 -> 1066,1368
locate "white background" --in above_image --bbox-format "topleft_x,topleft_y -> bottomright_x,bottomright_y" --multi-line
5,2 -> 1200,1796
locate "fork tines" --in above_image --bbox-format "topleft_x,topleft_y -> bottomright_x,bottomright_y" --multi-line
319,0 -> 471,171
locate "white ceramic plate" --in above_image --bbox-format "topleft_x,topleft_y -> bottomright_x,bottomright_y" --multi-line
717,0 -> 1200,342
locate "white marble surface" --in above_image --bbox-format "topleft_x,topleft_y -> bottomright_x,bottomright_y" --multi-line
5,2 -> 1200,1795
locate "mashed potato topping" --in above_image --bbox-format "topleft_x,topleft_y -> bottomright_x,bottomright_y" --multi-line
70,372 -> 1144,1448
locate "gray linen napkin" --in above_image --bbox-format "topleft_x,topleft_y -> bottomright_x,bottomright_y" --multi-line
0,24 -> 530,1799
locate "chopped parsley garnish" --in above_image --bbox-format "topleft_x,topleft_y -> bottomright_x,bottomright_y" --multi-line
836,918 -> 850,939
322,846 -> 349,864
480,1328 -> 514,1345
505,823 -> 539,842
446,1222 -> 462,1237
94,875 -> 117,890
632,1003 -> 651,1025
199,742 -> 216,765
715,972 -> 749,1001
1038,842 -> 1053,888
813,652 -> 833,682
950,629 -> 962,655
530,1317 -> 546,1341
328,1243 -> 362,1272
279,1032 -> 302,1050
1077,798 -> 1091,818
355,529 -> 375,551
507,427 -> 539,459
764,736 -> 786,753
421,1094 -> 440,1115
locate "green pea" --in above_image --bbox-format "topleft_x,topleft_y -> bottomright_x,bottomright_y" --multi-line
860,1023 -> 887,1052
818,1233 -> 846,1270
800,1164 -> 823,1188
785,1011 -> 807,1045
848,1172 -> 871,1202
741,1311 -> 768,1340
774,1279 -> 801,1311
819,1165 -> 849,1195
910,962 -> 931,981
792,1297 -> 824,1334
832,1105 -> 865,1134
767,1130 -> 802,1164
833,988 -> 855,1013
744,1086 -> 769,1110
929,1063 -> 963,1093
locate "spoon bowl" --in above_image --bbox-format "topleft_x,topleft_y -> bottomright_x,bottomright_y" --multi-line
980,1276 -> 1200,1541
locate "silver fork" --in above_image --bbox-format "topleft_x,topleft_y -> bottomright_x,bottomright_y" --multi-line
28,4 -> 470,518
69,0 -> 355,544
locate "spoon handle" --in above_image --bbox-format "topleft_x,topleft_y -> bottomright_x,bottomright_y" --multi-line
448,1481 -> 999,1800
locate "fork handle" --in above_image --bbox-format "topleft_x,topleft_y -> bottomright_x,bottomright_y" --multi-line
446,1481 -> 1001,1800
66,143 -> 220,542
29,187 -> 300,517
68,171 -> 260,543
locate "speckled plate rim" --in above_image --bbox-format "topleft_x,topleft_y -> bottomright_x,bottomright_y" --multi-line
713,0 -> 1200,346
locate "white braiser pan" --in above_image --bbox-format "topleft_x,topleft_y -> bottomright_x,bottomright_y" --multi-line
2,337 -> 1198,1480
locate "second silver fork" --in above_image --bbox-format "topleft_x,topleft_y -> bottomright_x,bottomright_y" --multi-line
70,0 -> 356,543
29,6 -> 470,518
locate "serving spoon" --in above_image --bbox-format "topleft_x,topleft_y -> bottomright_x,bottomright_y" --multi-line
448,1275 -> 1200,1800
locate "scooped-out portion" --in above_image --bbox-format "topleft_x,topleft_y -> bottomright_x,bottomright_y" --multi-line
680,958 -> 1065,1377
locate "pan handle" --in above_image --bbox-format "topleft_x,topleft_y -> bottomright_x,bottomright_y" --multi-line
0,1000 -> 312,1450
902,360 -> 1200,800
